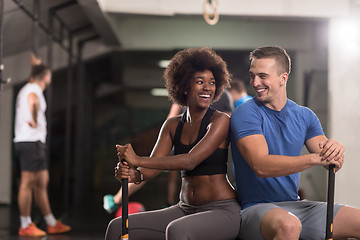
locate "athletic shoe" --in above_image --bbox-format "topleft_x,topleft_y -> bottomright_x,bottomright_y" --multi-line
18,222 -> 46,237
103,194 -> 119,214
47,220 -> 71,234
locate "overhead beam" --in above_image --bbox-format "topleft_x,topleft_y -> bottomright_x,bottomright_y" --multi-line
12,0 -> 71,53
78,0 -> 119,46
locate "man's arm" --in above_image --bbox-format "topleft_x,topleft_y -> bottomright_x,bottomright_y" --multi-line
305,135 -> 345,171
27,92 -> 39,128
236,134 -> 340,178
30,52 -> 41,66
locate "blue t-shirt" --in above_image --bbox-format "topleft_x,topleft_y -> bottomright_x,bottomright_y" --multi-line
230,98 -> 324,209
234,95 -> 253,108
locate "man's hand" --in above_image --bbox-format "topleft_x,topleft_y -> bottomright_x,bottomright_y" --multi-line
27,119 -> 37,128
30,52 -> 42,66
319,139 -> 345,171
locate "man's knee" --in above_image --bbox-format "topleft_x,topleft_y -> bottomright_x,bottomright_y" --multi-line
35,171 -> 49,188
261,209 -> 301,239
20,175 -> 36,189
35,179 -> 48,189
276,216 -> 301,237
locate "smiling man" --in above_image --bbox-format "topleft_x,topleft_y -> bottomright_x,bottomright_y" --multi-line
230,46 -> 360,239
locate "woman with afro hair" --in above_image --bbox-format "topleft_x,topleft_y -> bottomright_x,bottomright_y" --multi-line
105,47 -> 241,240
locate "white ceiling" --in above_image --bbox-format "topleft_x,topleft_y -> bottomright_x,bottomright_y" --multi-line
2,0 -> 358,59
97,0 -> 353,18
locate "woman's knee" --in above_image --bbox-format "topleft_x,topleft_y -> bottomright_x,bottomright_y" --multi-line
105,217 -> 122,240
166,220 -> 187,240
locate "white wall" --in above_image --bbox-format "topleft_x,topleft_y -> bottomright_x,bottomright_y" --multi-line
329,17 -> 360,208
0,88 -> 13,204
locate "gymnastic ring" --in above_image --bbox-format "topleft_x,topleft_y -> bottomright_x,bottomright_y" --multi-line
203,0 -> 219,25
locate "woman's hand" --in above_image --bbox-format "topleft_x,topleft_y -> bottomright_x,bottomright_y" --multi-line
114,160 -> 138,183
116,144 -> 141,167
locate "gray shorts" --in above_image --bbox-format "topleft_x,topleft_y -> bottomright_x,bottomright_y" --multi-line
239,200 -> 343,240
14,141 -> 47,171
105,199 -> 241,240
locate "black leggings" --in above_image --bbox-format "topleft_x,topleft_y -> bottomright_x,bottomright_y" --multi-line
105,199 -> 241,240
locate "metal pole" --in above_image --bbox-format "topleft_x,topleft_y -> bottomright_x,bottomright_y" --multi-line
73,40 -> 85,208
122,176 -> 129,240
0,0 -> 11,123
47,9 -> 53,68
63,33 -> 73,213
73,35 -> 99,208
47,3 -> 78,214
325,164 -> 335,239
0,0 -> 4,93
32,0 -> 40,56
45,7 -> 55,200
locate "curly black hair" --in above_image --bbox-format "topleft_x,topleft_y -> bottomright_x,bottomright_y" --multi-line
163,47 -> 231,106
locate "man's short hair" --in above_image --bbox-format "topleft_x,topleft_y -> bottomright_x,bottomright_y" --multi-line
249,46 -> 291,75
30,64 -> 51,81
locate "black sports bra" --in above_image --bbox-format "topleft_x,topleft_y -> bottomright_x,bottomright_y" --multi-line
173,107 -> 228,177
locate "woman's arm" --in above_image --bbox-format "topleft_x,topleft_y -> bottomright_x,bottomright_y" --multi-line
113,161 -> 160,205
116,116 -> 176,180
112,116 -> 178,201
118,111 -> 230,171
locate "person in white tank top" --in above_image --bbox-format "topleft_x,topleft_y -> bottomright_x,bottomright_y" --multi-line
14,81 -> 47,143
13,53 -> 71,237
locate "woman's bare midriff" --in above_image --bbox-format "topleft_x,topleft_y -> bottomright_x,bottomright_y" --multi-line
179,174 -> 236,206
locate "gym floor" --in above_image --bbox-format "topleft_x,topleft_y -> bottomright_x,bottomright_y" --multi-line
0,203 -> 111,240
0,171 -> 174,240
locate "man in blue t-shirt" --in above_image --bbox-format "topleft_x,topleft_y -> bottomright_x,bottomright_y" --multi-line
230,46 -> 360,239
229,79 -> 252,108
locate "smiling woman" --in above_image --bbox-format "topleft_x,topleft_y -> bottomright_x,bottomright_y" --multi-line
186,69 -> 216,111
164,47 -> 231,107
105,47 -> 241,240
